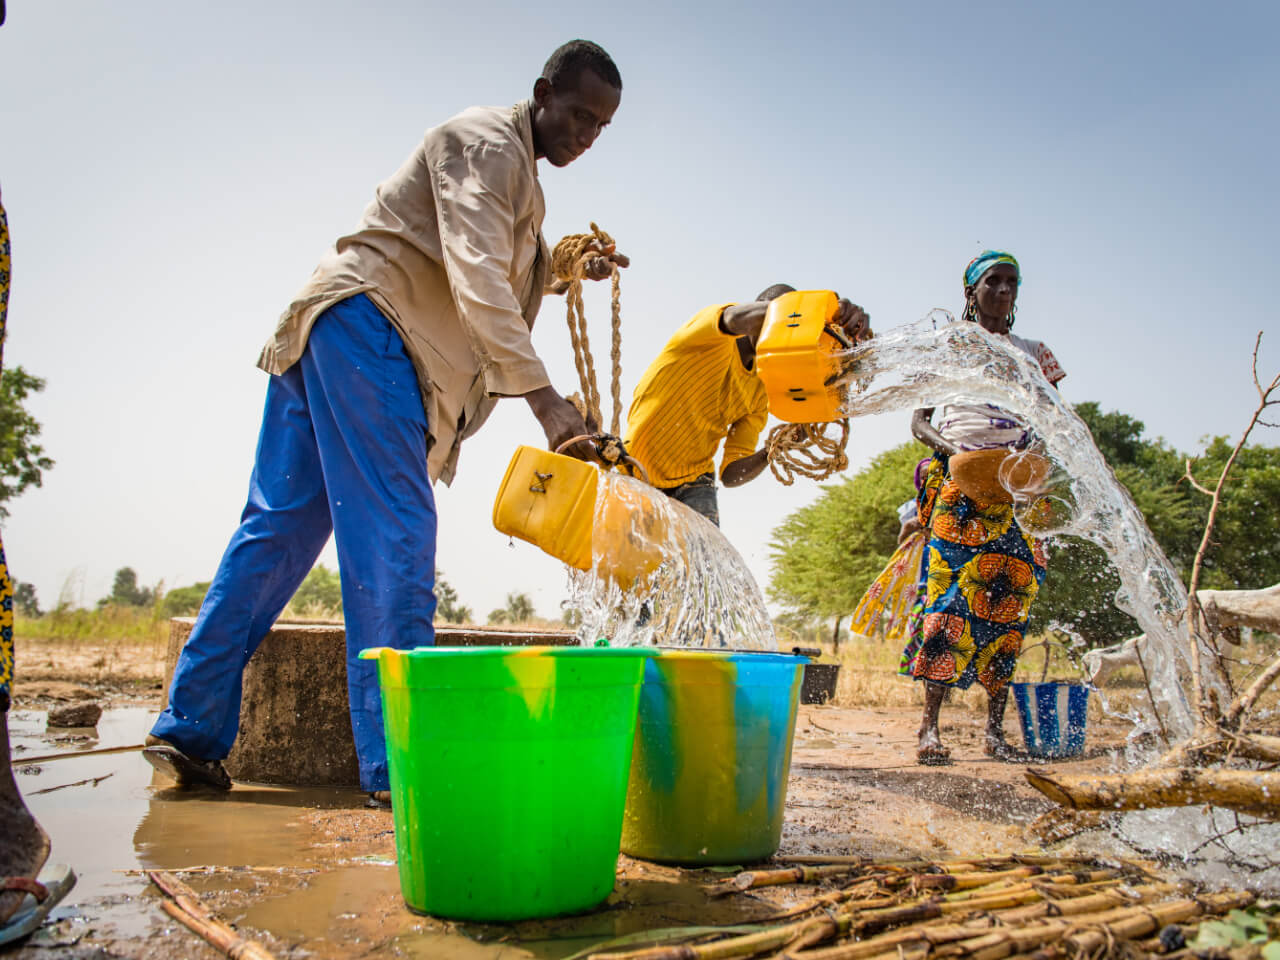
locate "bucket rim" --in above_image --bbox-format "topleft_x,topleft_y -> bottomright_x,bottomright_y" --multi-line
645,647 -> 809,663
359,645 -> 658,661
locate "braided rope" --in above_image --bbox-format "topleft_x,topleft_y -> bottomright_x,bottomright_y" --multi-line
551,222 -> 624,438
766,419 -> 851,485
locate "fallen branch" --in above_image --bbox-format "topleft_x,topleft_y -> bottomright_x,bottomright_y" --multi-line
28,772 -> 113,796
11,742 -> 146,766
1025,767 -> 1280,820
710,864 -> 876,897
148,870 -> 276,960
1162,729 -> 1280,767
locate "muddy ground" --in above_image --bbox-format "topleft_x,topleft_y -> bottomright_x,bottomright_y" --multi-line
5,638 -> 1137,959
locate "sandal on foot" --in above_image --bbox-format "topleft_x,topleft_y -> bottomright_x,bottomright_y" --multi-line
142,739 -> 232,791
366,791 -> 392,810
983,739 -> 1023,762
0,864 -> 76,946
916,745 -> 952,766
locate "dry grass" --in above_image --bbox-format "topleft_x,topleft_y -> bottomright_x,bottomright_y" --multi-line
821,629 -> 1278,729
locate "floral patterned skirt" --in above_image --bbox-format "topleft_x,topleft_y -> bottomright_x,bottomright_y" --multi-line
851,530 -> 925,642
900,453 -> 1047,696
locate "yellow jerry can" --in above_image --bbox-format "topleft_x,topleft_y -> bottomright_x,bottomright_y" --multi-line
493,446 -> 599,571
754,289 -> 849,423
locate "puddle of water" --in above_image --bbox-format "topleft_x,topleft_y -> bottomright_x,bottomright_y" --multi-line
235,864 -> 404,950
567,471 -> 777,650
14,706 -> 783,956
14,705 -> 374,943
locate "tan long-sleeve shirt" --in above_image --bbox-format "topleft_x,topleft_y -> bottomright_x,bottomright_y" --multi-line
258,100 -> 552,484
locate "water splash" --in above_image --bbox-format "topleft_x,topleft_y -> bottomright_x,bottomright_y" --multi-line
833,311 -> 1216,742
566,471 -> 777,651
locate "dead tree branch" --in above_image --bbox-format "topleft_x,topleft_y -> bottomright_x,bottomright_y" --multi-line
1183,331 -> 1279,728
1025,767 -> 1280,820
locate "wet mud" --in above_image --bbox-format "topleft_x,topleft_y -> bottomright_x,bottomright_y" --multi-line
5,696 -> 1131,959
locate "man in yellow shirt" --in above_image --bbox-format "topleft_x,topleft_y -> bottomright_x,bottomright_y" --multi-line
625,285 -> 870,525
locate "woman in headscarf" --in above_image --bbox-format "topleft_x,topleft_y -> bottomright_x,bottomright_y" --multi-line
904,251 -> 1065,765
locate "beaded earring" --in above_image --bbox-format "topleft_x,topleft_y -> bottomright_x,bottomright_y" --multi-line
1006,305 -> 1017,330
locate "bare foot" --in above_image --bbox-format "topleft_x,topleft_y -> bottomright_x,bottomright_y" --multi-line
0,718 -> 51,925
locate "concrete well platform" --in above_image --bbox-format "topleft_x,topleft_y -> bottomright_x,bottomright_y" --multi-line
162,618 -> 575,787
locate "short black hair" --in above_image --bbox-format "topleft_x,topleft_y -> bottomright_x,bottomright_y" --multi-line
542,40 -> 622,91
756,283 -> 796,302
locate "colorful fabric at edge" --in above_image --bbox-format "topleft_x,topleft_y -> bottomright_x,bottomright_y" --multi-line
850,531 -> 925,642
964,250 -> 1021,289
0,197 -> 14,708
901,453 -> 1048,695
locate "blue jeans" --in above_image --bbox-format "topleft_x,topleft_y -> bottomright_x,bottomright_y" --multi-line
661,472 -> 719,526
152,294 -> 437,791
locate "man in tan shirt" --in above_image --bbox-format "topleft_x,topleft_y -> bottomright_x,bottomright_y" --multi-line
147,41 -> 626,802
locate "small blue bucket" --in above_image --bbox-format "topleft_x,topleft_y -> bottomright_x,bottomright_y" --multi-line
1011,681 -> 1090,758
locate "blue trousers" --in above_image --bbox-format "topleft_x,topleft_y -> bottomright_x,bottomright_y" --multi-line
152,294 -> 437,791
661,472 -> 720,526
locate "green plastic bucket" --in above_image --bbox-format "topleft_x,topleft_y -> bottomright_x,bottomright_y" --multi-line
360,645 -> 653,921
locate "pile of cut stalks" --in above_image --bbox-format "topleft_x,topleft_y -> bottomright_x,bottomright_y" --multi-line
580,854 -> 1257,960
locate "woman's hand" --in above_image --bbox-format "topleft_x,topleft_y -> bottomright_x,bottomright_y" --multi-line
911,407 -> 960,457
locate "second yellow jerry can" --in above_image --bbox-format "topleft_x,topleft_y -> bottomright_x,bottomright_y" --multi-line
493,446 -> 598,571
754,289 -> 848,423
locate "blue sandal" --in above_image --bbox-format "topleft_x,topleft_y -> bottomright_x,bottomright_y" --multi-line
0,864 -> 76,945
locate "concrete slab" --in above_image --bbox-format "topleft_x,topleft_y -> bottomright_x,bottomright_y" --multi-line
161,619 -> 576,786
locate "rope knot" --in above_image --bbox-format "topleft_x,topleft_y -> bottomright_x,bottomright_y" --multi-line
552,222 -> 615,282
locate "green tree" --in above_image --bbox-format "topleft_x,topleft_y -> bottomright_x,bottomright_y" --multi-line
768,442 -> 922,625
0,366 -> 54,518
99,566 -> 156,608
489,591 -> 535,625
163,581 -> 210,617
13,580 -> 40,617
288,564 -> 343,615
434,570 -> 472,624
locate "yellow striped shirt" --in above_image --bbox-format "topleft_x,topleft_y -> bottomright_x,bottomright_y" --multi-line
624,303 -> 770,489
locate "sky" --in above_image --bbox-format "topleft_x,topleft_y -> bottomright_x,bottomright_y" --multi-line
1,1 -> 1277,622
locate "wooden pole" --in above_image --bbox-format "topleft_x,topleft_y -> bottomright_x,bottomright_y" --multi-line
149,871 -> 276,960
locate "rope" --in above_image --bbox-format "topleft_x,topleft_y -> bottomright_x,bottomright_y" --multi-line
551,222 -> 623,438
766,420 -> 851,485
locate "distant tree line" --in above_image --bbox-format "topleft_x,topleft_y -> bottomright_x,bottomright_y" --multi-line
13,564 -> 489,627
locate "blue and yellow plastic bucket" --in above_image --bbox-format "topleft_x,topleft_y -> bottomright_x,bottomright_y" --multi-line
361,645 -> 653,921
620,650 -> 804,864
1011,680 -> 1090,759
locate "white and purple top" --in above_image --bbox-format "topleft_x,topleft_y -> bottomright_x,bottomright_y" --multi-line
937,333 -> 1066,451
